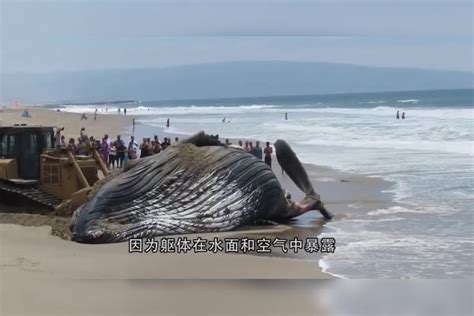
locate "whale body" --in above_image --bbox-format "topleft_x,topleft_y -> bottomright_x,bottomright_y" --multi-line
71,132 -> 331,243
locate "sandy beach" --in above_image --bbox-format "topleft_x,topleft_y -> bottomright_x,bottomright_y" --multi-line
0,107 -> 134,141
0,107 -> 393,315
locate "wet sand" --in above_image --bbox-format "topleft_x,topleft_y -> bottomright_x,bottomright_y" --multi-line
0,107 -> 394,315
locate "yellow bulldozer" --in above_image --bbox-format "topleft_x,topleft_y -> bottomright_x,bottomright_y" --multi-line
0,124 -> 108,213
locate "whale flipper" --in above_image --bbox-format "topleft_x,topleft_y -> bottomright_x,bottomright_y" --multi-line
274,139 -> 333,220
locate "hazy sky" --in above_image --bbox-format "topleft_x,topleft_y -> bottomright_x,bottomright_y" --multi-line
1,0 -> 472,73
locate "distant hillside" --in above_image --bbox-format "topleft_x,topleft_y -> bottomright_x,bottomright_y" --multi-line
1,61 -> 473,103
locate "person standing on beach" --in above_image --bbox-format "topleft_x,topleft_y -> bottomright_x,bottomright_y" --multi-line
244,141 -> 251,153
253,141 -> 263,160
396,110 -> 400,119
166,118 -> 170,128
59,135 -> 67,148
174,137 -> 179,144
53,127 -> 62,148
264,142 -> 273,167
114,135 -> 126,168
140,138 -> 147,158
161,137 -> 171,150
76,138 -> 87,155
124,108 -> 127,115
103,134 -> 110,147
147,138 -> 154,153
152,140 -> 162,154
100,137 -> 110,167
68,138 -> 76,153
86,136 -> 95,154
128,136 -> 139,159
238,140 -> 243,148
402,112 -> 406,119
109,142 -> 117,169
123,149 -> 129,165
132,118 -> 136,133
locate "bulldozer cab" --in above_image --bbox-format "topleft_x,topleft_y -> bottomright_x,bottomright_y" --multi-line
0,124 -> 107,211
0,125 -> 54,180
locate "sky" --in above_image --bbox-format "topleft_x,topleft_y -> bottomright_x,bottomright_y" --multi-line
1,0 -> 473,74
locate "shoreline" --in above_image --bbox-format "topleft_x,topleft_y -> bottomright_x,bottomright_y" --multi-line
1,108 -> 396,281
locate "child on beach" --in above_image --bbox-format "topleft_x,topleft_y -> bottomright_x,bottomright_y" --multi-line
123,149 -> 129,164
68,138 -> 76,153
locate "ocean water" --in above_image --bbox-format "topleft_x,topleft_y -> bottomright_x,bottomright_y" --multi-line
60,89 -> 474,278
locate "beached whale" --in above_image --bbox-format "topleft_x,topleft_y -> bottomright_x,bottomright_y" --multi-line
71,132 -> 332,243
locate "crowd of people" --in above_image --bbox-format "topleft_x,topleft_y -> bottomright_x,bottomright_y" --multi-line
225,139 -> 273,167
59,127 -> 275,170
60,128 -> 180,169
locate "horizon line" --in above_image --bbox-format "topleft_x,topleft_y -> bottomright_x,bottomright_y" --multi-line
2,60 -> 473,76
